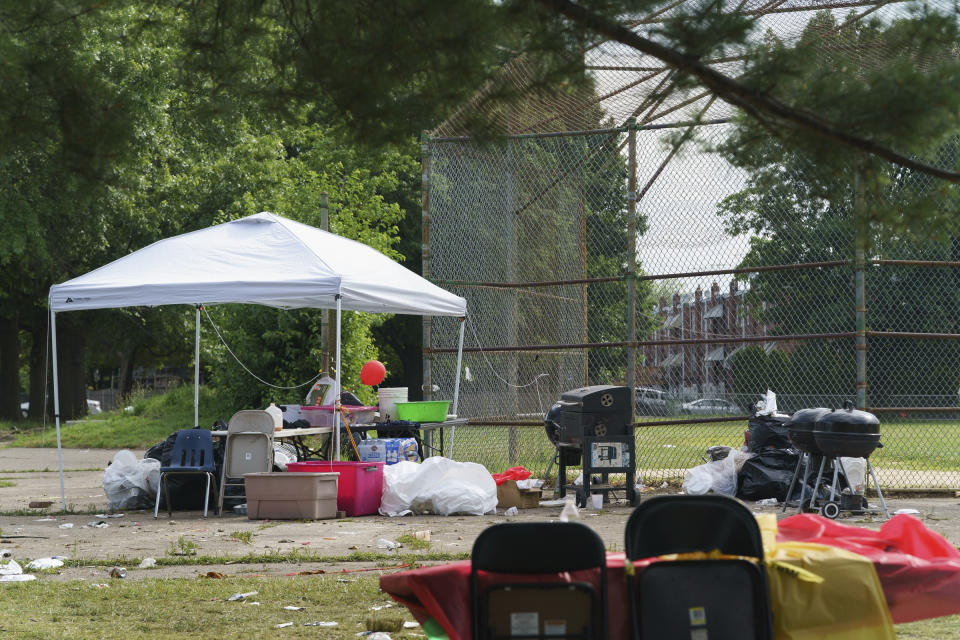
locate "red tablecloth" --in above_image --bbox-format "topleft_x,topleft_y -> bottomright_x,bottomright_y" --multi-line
380,514 -> 960,640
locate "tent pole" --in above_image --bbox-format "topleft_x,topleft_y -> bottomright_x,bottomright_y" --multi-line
194,305 -> 201,427
335,294 -> 342,461
51,309 -> 67,511
449,317 -> 466,458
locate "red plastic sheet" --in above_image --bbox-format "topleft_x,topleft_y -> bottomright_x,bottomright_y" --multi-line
491,466 -> 531,486
381,515 -> 960,639
777,514 -> 960,623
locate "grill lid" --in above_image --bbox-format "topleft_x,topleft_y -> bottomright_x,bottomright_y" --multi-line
816,401 -> 880,435
787,407 -> 830,429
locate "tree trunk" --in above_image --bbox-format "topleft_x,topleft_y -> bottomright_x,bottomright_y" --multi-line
118,345 -> 136,397
55,317 -> 87,421
0,312 -> 20,420
28,313 -> 48,420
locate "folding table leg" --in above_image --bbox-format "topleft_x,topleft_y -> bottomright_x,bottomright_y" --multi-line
154,473 -> 163,519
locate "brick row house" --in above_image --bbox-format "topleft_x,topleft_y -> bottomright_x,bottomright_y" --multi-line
640,280 -> 778,397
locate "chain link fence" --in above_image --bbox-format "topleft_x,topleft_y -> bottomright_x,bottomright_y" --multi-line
422,1 -> 960,491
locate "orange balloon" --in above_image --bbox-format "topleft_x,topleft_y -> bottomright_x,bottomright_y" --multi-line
360,360 -> 386,386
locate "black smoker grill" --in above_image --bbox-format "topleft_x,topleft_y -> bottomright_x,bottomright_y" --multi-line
545,385 -> 638,507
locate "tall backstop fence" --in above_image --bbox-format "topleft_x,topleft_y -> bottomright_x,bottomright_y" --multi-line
419,0 -> 960,490
422,120 -> 960,491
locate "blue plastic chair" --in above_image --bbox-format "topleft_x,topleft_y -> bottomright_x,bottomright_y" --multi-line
154,429 -> 219,519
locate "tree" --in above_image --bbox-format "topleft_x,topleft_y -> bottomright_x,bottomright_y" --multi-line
715,14 -> 960,406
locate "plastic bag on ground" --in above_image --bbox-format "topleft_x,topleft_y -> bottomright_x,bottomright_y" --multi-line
379,457 -> 497,516
103,450 -> 161,510
682,452 -> 741,496
839,457 -> 866,491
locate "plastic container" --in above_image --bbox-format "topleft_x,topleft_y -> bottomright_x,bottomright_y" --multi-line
243,472 -> 339,520
377,387 -> 409,421
266,403 -> 283,431
286,460 -> 384,516
299,405 -> 377,427
356,438 -> 419,465
394,400 -> 450,423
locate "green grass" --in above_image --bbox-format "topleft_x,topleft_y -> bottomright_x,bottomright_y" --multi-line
1,385 -> 236,449
229,531 -> 254,545
0,478 -> 15,487
0,573 -> 424,640
395,532 -> 432,551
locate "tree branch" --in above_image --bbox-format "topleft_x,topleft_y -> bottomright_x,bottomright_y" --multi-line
539,0 -> 960,182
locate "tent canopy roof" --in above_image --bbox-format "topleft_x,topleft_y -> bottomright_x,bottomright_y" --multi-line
49,212 -> 466,316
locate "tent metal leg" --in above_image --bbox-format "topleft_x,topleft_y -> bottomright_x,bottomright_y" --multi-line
51,310 -> 67,511
335,295 -> 342,461
194,304 -> 201,427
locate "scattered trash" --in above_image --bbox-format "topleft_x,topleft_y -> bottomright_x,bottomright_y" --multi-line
228,591 -> 258,601
659,482 -> 668,489
756,498 -> 779,507
28,501 -> 53,509
0,559 -> 24,576
203,572 -> 225,579
90,583 -> 110,588
0,574 -> 36,583
369,603 -> 394,611
377,539 -> 401,551
404,621 -> 420,628
103,450 -> 160,510
138,558 -> 156,569
284,606 -> 305,611
276,622 -> 294,628
539,499 -> 566,507
662,444 -> 675,448
559,496 -> 579,522
336,578 -> 354,583
246,602 -> 260,606
86,521 -> 110,529
233,504 -> 248,515
0,549 -> 10,559
895,508 -> 920,515
94,513 -> 125,519
503,506 -> 519,517
304,621 -> 338,627
35,517 -> 56,522
26,558 -> 64,570
683,453 -> 739,496
109,567 -> 126,579
412,530 -> 432,541
58,523 -> 74,529
357,633 -> 393,639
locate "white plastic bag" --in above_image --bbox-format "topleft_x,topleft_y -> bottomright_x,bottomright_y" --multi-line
682,452 -> 740,496
839,457 -> 866,491
103,450 -> 161,510
379,457 -> 497,516
755,389 -> 778,415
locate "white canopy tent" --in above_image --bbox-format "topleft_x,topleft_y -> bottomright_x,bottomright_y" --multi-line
48,212 -> 467,508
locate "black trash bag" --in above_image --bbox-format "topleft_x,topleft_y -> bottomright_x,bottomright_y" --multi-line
747,413 -> 793,452
737,449 -> 835,502
146,429 -> 225,510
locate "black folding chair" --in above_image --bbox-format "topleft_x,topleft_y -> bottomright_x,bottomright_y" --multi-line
471,522 -> 607,639
624,495 -> 773,640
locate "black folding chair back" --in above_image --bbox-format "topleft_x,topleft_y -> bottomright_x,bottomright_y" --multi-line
624,495 -> 773,640
471,522 -> 607,639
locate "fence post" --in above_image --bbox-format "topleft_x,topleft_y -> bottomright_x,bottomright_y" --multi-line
627,119 -> 638,420
854,171 -> 868,410
421,133 -> 434,412
507,136 -> 519,464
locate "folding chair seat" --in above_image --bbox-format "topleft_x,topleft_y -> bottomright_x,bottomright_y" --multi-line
624,495 -> 773,640
217,410 -> 274,515
471,522 -> 607,639
154,428 -> 219,519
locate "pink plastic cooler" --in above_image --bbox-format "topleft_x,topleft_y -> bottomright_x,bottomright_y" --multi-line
285,460 -> 384,516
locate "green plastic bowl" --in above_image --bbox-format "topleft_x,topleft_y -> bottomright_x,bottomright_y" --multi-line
394,400 -> 450,423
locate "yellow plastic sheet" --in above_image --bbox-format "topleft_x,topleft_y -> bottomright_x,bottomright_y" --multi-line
756,514 -> 895,640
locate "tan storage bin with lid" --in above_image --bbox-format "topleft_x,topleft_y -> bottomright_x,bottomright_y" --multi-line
243,472 -> 339,520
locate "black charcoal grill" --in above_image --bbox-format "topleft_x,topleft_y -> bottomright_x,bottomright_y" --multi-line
801,402 -> 888,519
545,385 -> 637,507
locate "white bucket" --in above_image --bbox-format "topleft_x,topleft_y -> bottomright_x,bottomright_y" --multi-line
377,387 -> 408,421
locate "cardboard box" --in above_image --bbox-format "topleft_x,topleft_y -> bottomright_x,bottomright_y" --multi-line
244,472 -> 339,520
497,480 -> 542,509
